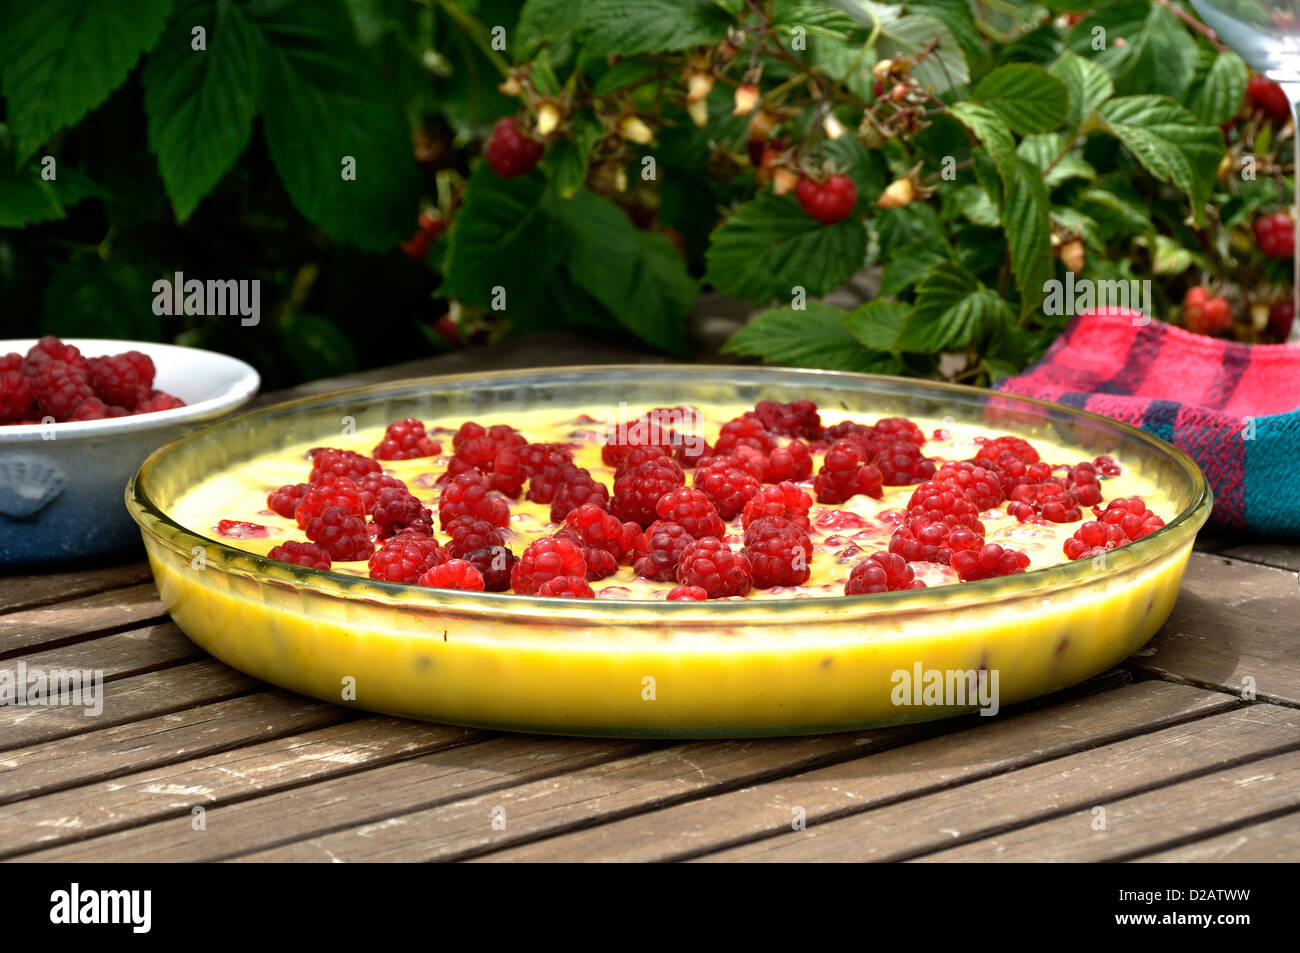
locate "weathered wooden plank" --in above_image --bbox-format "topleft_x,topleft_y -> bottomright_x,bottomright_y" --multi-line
0,661 -> 257,751
1,718 -> 481,859
1129,552 -> 1300,706
468,681 -> 1234,863
0,692 -> 345,805
0,562 -> 153,615
1134,809 -> 1300,862
697,703 -> 1299,862
920,747 -> 1300,862
1218,541 -> 1300,573
0,584 -> 167,656
4,622 -> 204,680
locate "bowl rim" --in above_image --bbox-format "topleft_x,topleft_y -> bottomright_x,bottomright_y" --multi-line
0,337 -> 260,443
126,363 -> 1213,625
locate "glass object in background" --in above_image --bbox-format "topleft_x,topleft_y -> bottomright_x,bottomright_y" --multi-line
1191,0 -> 1300,340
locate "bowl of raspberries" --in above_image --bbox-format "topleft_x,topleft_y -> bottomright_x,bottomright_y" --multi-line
0,336 -> 259,564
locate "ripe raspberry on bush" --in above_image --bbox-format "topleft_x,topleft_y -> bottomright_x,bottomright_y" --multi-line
88,351 -> 154,408
438,472 -> 510,530
464,544 -> 518,591
692,460 -> 761,520
632,519 -> 695,581
666,585 -> 708,601
889,516 -> 983,565
562,504 -> 640,561
844,551 -> 926,595
612,457 -> 685,527
444,515 -> 506,558
0,370 -> 35,422
511,536 -> 588,594
304,505 -> 375,562
812,438 -> 883,504
933,461 -> 1003,511
368,534 -> 448,583
30,360 -> 95,420
676,536 -> 753,598
535,575 -> 595,598
741,516 -> 812,588
950,543 -> 1030,582
752,399 -> 821,439
267,540 -> 333,571
374,418 -> 441,460
134,390 -> 186,413
550,469 -> 610,523
654,487 -> 726,540
1247,75 -> 1291,122
1182,285 -> 1233,335
22,336 -> 88,377
309,448 -> 381,483
741,482 -> 813,531
418,558 -> 486,591
485,116 -> 544,178
371,486 -> 433,538
795,174 -> 857,224
764,439 -> 813,483
1269,300 -> 1295,340
1253,211 -> 1295,260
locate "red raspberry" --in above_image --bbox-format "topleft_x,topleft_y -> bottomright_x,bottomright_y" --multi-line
88,352 -> 154,408
987,458 -> 1055,497
601,408 -> 681,467
464,545 -> 518,591
368,534 -> 448,582
823,420 -> 873,443
374,418 -> 441,460
1006,480 -> 1081,523
933,461 -> 1003,511
741,482 -> 813,531
553,530 -> 619,580
418,558 -> 485,591
354,471 -> 409,511
511,536 -> 588,594
1269,300 -> 1295,340
371,486 -> 434,538
135,390 -> 186,413
1254,211 -> 1295,260
267,540 -> 332,570
844,551 -> 926,595
267,483 -> 309,519
812,439 -> 883,504
712,446 -> 768,483
30,360 -> 95,420
0,370 -> 34,422
216,519 -> 269,539
872,416 -> 925,446
871,439 -> 935,486
68,398 -> 128,420
452,421 -> 527,470
485,116 -> 543,178
674,436 -> 712,468
1094,496 -> 1165,541
304,505 -> 375,562
1093,455 -> 1122,478
905,481 -> 983,529
487,445 -> 529,498
974,435 -> 1039,468
613,444 -> 671,479
535,575 -> 595,598
1247,75 -> 1291,122
523,450 -> 579,504
445,515 -> 506,558
519,442 -> 573,477
562,504 -> 640,560
654,487 -> 725,540
741,516 -> 812,589
889,516 -> 983,565
1064,461 -> 1103,507
612,458 -> 686,527
752,399 -> 821,439
550,470 -> 611,523
438,472 -> 510,529
692,462 -> 760,520
1063,520 -> 1127,560
666,585 -> 708,601
294,476 -> 366,528
22,336 -> 88,376
632,520 -> 696,582
1182,285 -> 1233,335
676,537 -> 753,598
309,449 -> 381,483
950,543 -> 1030,582
794,174 -> 857,224
0,352 -> 20,373
764,439 -> 813,482
715,413 -> 778,456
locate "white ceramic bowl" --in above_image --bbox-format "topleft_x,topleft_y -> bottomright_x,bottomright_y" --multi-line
0,338 -> 259,565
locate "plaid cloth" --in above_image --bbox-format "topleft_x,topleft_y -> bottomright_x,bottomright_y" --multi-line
995,309 -> 1300,536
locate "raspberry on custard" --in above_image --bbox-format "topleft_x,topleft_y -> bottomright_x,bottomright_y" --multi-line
304,505 -> 375,562
933,461 -> 1003,511
354,472 -> 410,511
675,536 -> 753,599
510,536 -> 588,595
752,399 -> 821,440
374,418 -> 441,460
294,475 -> 366,528
464,545 -> 519,591
613,444 -> 672,479
692,462 -> 760,520
888,516 -> 983,565
612,457 -> 686,528
950,543 -> 1030,582
763,439 -> 813,483
418,558 -> 485,591
553,530 -> 620,580
741,482 -> 813,532
666,585 -> 708,601
267,540 -> 333,571
525,459 -> 582,505
632,520 -> 695,582
309,448 -> 381,483
1094,496 -> 1165,540
562,504 -> 640,561
453,422 -> 527,471
438,471 -> 510,530
550,469 -> 611,523
741,517 -> 812,589
871,439 -> 936,486
1006,480 -> 1081,523
267,483 -> 310,519
445,515 -> 506,558
845,552 -> 925,594
975,435 -> 1039,468
905,481 -> 983,530
535,575 -> 596,598
371,486 -> 434,538
1064,461 -> 1103,507
368,533 -> 448,582
812,438 -> 883,504
486,445 -> 529,498
714,413 -> 778,456
871,416 -> 926,447
654,487 -> 725,540
1063,520 -> 1127,560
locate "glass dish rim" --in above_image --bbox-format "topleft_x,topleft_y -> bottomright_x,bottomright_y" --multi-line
126,363 -> 1213,626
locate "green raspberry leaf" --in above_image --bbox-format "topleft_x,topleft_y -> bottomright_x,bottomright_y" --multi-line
1187,51 -> 1249,126
843,299 -> 908,352
1004,158 -> 1054,314
1050,51 -> 1114,129
581,0 -> 732,56
973,63 -> 1069,135
722,301 -> 893,372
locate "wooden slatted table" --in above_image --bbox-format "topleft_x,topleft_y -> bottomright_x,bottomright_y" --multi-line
2,338 -> 1298,863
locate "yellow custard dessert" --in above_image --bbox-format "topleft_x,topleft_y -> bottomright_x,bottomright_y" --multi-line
129,367 -> 1210,737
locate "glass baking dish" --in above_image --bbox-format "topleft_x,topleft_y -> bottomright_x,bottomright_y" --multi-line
127,365 -> 1211,738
